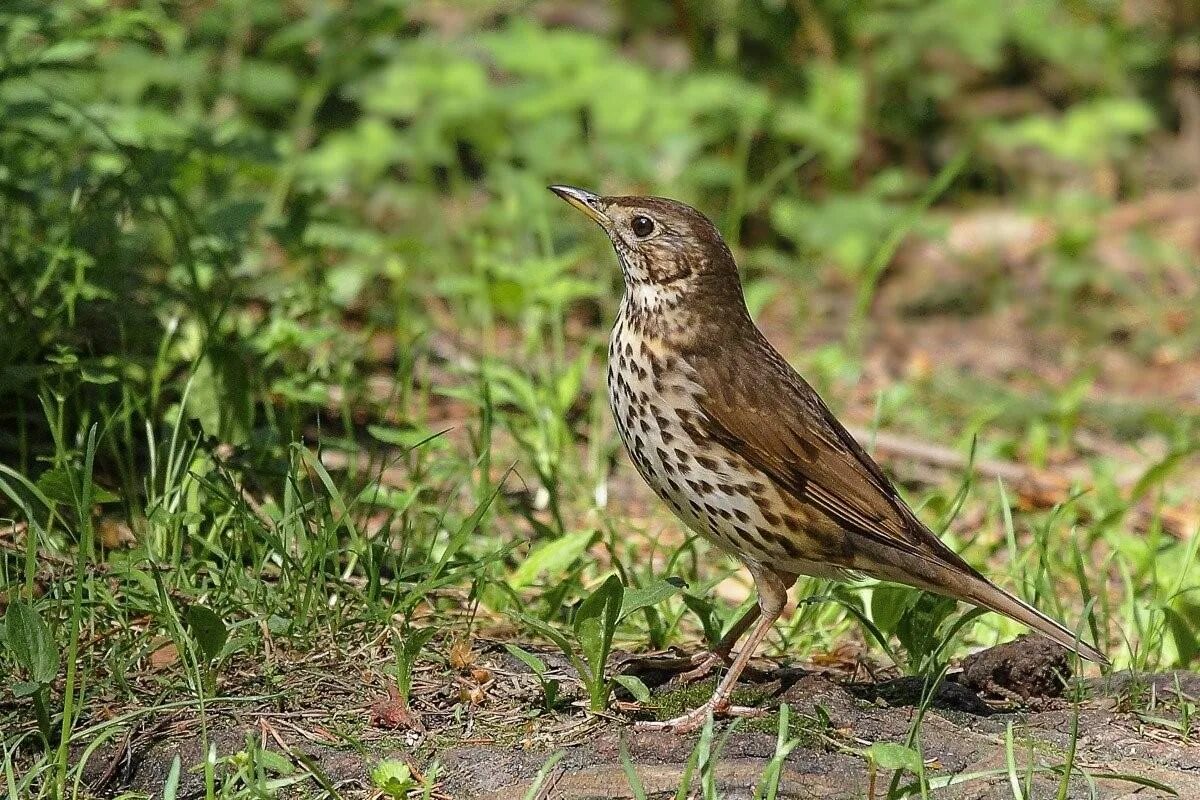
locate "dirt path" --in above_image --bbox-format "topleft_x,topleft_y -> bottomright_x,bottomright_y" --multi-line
79,655 -> 1199,799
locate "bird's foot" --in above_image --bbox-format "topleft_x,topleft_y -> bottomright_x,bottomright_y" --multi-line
634,697 -> 766,733
674,650 -> 730,684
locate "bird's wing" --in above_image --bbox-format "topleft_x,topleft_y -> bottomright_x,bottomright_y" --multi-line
690,340 -> 971,571
688,335 -> 1107,664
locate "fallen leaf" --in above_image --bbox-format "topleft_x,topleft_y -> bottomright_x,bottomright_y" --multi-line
449,638 -> 475,670
149,638 -> 179,671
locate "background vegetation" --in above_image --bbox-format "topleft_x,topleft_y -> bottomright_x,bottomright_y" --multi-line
2,1 -> 1198,797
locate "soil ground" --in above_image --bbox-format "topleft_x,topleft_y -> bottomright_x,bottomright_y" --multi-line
78,638 -> 1200,799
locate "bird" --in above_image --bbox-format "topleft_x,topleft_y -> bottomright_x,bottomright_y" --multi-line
549,185 -> 1107,733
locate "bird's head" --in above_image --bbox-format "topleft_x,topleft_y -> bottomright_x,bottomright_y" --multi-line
549,185 -> 746,316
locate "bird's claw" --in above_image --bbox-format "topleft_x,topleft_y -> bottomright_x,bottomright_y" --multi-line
634,699 -> 766,733
674,650 -> 730,684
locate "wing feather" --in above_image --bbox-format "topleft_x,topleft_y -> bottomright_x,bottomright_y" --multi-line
691,340 -> 971,571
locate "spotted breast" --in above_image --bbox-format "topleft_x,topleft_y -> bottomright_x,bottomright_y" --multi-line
607,298 -> 840,577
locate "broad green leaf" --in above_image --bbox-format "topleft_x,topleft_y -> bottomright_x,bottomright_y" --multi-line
681,593 -> 722,646
4,600 -> 59,684
508,530 -> 594,590
371,759 -> 414,798
503,643 -> 548,677
256,749 -> 296,776
185,605 -> 227,661
206,198 -> 264,242
895,593 -> 958,667
869,585 -> 916,636
185,351 -> 253,443
35,467 -> 119,506
864,741 -> 922,772
1161,606 -> 1199,665
613,674 -> 651,703
574,575 -> 624,692
400,627 -> 438,662
619,578 -> 685,621
1132,445 -> 1200,502
397,627 -> 438,700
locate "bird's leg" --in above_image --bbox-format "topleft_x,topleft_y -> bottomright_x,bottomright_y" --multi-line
675,603 -> 760,683
638,569 -> 790,733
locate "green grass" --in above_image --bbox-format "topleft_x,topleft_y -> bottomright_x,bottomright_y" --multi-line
2,1 -> 1199,798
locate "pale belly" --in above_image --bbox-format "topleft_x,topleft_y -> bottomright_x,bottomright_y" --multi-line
606,319 -> 831,575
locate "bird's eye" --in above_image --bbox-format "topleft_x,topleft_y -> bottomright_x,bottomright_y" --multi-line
631,215 -> 655,238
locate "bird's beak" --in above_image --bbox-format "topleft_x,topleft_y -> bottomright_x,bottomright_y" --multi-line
548,185 -> 609,227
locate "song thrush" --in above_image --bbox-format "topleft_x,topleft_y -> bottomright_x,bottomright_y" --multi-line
550,185 -> 1106,733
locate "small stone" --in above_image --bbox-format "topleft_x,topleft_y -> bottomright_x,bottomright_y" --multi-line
959,635 -> 1072,700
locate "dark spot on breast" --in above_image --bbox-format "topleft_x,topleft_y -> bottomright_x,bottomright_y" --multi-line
673,448 -> 690,463
660,429 -> 675,445
656,447 -> 672,466
679,417 -> 706,443
732,508 -> 750,524
761,509 -> 781,527
695,454 -> 720,471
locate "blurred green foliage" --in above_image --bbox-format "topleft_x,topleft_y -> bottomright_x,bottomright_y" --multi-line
2,0 -> 1189,464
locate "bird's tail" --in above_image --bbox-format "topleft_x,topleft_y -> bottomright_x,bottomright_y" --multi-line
876,544 -> 1109,664
958,577 -> 1109,665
